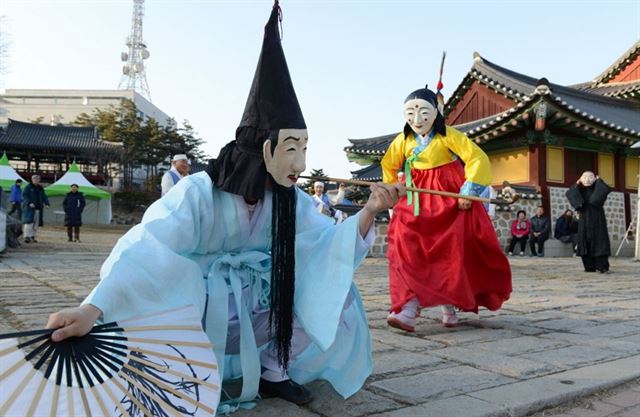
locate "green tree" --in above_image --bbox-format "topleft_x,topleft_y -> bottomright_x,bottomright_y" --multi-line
71,100 -> 207,190
303,168 -> 328,192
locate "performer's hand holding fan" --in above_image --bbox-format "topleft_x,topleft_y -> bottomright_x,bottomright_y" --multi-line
0,305 -> 220,416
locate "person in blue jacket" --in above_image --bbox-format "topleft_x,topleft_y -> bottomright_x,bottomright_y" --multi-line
8,179 -> 23,219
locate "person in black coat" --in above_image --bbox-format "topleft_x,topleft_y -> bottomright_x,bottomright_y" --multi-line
566,171 -> 612,273
63,184 -> 86,242
529,206 -> 550,257
555,209 -> 578,253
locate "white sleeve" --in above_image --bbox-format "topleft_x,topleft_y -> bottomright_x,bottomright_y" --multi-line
328,189 -> 345,205
160,172 -> 173,196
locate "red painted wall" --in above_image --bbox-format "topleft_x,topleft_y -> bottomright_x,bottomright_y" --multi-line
607,55 -> 640,83
446,81 -> 516,125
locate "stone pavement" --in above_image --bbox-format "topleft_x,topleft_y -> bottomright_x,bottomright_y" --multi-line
1,226 -> 639,417
530,379 -> 640,417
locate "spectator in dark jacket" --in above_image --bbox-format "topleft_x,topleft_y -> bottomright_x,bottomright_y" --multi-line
555,209 -> 578,253
8,179 -> 23,219
507,210 -> 530,256
63,184 -> 86,242
529,206 -> 550,257
22,175 -> 49,243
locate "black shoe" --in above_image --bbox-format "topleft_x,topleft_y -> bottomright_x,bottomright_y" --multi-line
259,378 -> 313,405
68,237 -> 73,242
31,238 -> 38,243
24,237 -> 31,243
598,270 -> 611,274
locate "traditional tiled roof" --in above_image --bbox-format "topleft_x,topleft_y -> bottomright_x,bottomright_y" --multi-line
445,54 -> 640,143
344,134 -> 396,156
0,119 -> 122,153
351,162 -> 381,181
593,41 -> 640,84
346,51 -> 640,165
575,80 -> 640,99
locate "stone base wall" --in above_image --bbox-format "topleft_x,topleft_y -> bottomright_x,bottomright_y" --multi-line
604,191 -> 626,241
368,222 -> 388,258
368,189 -> 638,257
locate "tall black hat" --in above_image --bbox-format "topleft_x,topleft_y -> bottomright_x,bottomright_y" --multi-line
207,1 -> 306,201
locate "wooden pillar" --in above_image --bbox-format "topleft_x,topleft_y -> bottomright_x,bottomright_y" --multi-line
27,152 -> 32,171
537,143 -> 551,216
528,142 -> 541,187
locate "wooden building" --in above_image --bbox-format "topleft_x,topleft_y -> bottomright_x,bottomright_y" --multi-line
0,119 -> 122,185
345,41 -> 640,250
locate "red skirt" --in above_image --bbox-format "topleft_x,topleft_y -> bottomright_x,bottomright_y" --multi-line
388,161 -> 512,313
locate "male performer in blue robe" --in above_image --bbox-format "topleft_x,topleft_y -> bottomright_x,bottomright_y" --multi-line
46,1 -> 404,412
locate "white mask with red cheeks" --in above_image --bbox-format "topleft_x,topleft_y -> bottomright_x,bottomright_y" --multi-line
404,99 -> 437,137
263,128 -> 308,188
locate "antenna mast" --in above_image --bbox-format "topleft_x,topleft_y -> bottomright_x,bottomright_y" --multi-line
118,0 -> 152,101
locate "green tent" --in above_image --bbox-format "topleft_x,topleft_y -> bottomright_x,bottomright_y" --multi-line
0,152 -> 27,190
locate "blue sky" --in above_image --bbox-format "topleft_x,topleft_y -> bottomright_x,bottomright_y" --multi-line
2,0 -> 639,177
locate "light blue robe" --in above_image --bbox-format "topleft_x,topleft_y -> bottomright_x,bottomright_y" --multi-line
84,172 -> 374,411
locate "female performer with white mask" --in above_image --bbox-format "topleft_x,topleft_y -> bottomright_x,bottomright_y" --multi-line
381,84 -> 511,331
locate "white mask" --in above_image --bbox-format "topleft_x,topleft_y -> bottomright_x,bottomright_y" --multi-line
404,98 -> 437,137
263,128 -> 308,188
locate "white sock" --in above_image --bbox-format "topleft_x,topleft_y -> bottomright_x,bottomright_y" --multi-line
441,305 -> 456,315
396,297 -> 419,322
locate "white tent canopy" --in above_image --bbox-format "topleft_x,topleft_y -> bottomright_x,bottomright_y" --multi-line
44,162 -> 112,225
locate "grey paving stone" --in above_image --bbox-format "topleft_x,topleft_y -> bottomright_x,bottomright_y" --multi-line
368,395 -> 509,417
235,398 -> 321,417
474,336 -> 569,356
468,355 -> 640,417
539,332 -> 640,354
617,333 -> 640,345
521,346 -> 621,369
370,365 -> 514,404
368,328 -> 445,352
425,328 -> 521,346
571,323 -> 640,338
306,383 -> 401,417
531,318 -> 599,331
430,346 -> 560,378
372,350 -> 445,376
467,316 -> 547,336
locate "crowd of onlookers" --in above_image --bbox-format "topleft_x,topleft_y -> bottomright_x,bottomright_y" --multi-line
2,175 -> 86,248
506,206 -> 577,257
